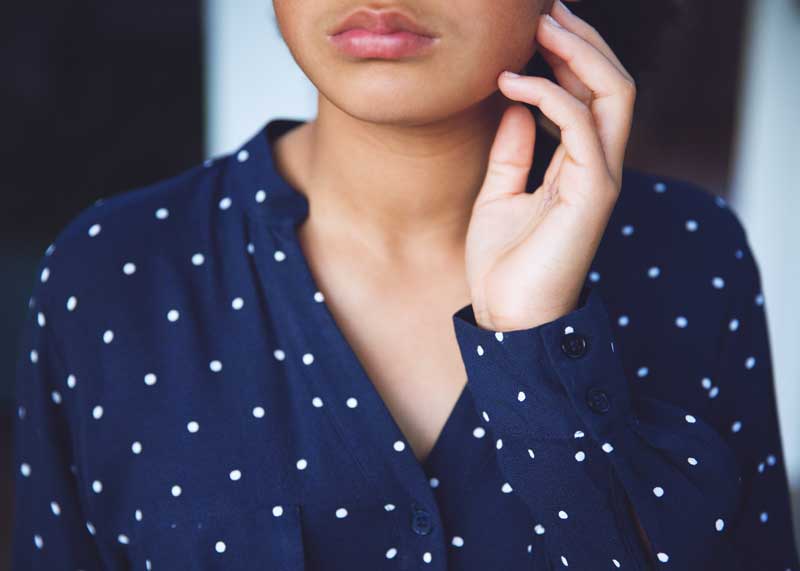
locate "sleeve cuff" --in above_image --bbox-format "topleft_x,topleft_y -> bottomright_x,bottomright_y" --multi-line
452,283 -> 633,442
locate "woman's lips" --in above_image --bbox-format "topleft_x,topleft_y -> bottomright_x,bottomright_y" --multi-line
328,28 -> 438,59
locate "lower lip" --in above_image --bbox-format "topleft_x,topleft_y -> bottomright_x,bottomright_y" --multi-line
328,29 -> 438,59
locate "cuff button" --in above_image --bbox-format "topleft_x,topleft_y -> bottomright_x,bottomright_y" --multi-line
586,387 -> 611,414
561,332 -> 588,358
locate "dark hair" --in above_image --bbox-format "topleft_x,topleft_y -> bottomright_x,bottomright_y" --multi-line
524,1 -> 686,90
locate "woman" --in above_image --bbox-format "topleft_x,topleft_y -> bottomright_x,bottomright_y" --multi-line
11,0 -> 799,569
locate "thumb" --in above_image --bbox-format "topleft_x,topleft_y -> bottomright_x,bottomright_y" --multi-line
477,102 -> 537,206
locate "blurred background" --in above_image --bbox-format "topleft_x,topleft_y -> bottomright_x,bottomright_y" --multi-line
1,0 -> 798,565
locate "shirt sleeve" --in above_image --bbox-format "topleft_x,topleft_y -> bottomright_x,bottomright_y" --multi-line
11,265 -> 104,570
451,247 -> 799,569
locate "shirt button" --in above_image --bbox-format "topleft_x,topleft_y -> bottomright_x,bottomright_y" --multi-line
411,507 -> 433,535
561,332 -> 588,358
586,387 -> 610,414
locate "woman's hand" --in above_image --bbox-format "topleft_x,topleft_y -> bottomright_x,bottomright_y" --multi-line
465,0 -> 637,331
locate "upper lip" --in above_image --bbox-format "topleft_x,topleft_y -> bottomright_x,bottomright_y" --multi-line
329,8 -> 437,38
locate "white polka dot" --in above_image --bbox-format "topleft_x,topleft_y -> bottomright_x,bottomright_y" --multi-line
171,485 -> 182,497
167,309 -> 180,322
452,535 -> 464,547
34,534 -> 43,549
20,463 -> 31,477
618,315 -> 629,326
472,426 -> 486,438
30,349 -> 38,364
574,430 -> 584,439
187,421 -> 199,433
712,276 -> 725,289
701,377 -> 712,389
50,501 -> 60,515
40,267 -> 51,284
755,292 -> 764,305
272,505 -> 283,517
483,411 -> 490,422
527,448 -> 535,459
708,386 -> 719,398
393,440 -> 405,452
636,366 -> 649,378
558,510 -> 568,519
144,373 -> 157,386
335,507 -> 348,518
131,441 -> 142,454
123,262 -> 136,275
654,182 -> 667,192
67,296 -> 78,311
229,469 -> 241,481
218,197 -> 232,210
589,271 -> 600,282
296,458 -> 308,470
759,511 -> 768,523
731,420 -> 742,433
728,318 -> 739,331
496,438 -> 503,450
274,250 -> 286,262
312,397 -> 323,408
476,344 -> 484,356
155,207 -> 169,220
685,414 -> 696,423
302,353 -> 314,365
18,406 -> 26,419
37,312 -> 46,327
86,521 -> 96,535
602,442 -> 614,453
386,547 -> 398,559
384,503 -> 396,511
495,332 -> 504,342
92,480 -> 103,493
687,456 -> 698,466
657,552 -> 669,563
118,534 -> 129,544
346,397 -> 358,408
231,297 -> 244,310
423,551 -> 432,563
191,253 -> 205,266
135,509 -> 143,521
429,477 -> 439,488
215,540 -> 226,553
313,291 -> 325,302
51,390 -> 61,404
88,223 -> 102,237
92,405 -> 103,420
685,219 -> 699,231
247,243 -> 255,254
675,316 -> 688,328
517,390 -> 526,402
767,454 -> 776,466
534,523 -> 545,535
561,555 -> 569,566
274,349 -> 286,361
647,266 -> 660,278
237,149 -> 249,162
501,482 -> 513,493
715,518 -> 724,531
209,360 -> 223,372
255,189 -> 267,203
253,406 -> 265,418
745,356 -> 756,369
574,451 -> 586,462
146,560 -> 152,570
103,330 -> 114,344
653,486 -> 664,497
621,224 -> 634,236
613,559 -> 621,568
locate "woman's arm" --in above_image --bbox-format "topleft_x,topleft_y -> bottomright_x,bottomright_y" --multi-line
11,259 -> 105,570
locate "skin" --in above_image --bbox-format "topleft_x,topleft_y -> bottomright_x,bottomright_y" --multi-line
272,0 -> 652,561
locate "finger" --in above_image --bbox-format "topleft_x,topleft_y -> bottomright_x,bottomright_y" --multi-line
538,44 -> 592,107
551,0 -> 631,82
476,103 -> 537,206
537,12 -> 636,184
498,73 -> 609,185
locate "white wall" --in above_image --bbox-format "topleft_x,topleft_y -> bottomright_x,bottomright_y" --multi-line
730,0 -> 800,504
203,0 -> 317,157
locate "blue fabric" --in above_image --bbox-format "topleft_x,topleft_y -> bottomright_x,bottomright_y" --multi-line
11,117 -> 800,570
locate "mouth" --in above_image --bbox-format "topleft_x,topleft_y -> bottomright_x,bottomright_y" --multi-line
327,8 -> 440,59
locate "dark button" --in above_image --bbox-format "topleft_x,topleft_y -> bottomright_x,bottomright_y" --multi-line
561,332 -> 588,358
586,387 -> 610,414
410,507 -> 433,535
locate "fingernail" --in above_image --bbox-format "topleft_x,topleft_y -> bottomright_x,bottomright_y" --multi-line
502,70 -> 521,79
545,14 -> 564,29
557,0 -> 572,15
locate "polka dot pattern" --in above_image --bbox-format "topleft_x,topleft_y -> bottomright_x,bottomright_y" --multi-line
10,118 -> 798,571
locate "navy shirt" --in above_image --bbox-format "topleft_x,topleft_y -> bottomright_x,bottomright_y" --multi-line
11,117 -> 800,570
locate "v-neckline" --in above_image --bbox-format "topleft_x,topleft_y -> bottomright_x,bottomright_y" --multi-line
250,117 -> 469,488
